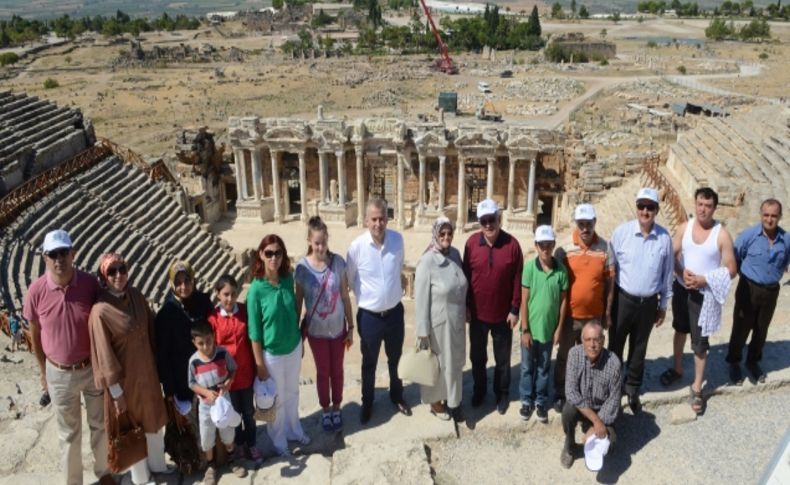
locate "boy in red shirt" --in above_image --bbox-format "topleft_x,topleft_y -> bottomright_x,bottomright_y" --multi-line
208,275 -> 263,466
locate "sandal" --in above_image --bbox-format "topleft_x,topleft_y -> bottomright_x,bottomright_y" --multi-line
660,368 -> 682,387
689,386 -> 705,416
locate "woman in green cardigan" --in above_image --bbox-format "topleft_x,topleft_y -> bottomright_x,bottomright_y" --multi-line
247,234 -> 310,456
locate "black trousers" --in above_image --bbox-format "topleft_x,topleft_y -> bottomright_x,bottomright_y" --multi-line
469,319 -> 512,400
229,386 -> 256,448
608,287 -> 658,397
358,303 -> 405,405
726,276 -> 780,364
561,401 -> 617,448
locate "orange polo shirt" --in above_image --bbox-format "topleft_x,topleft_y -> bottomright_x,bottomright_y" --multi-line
554,230 -> 614,320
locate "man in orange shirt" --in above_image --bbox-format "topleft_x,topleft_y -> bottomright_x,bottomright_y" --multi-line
553,204 -> 615,413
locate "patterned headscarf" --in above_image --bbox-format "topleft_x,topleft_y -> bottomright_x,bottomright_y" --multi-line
168,260 -> 195,290
426,216 -> 454,254
98,253 -> 127,292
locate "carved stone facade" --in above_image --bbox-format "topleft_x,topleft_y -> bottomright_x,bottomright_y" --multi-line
228,111 -> 575,233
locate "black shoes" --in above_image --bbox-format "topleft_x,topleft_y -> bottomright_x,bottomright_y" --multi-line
729,363 -> 745,386
535,405 -> 548,423
393,399 -> 412,416
560,442 -> 574,469
519,404 -> 534,421
496,398 -> 509,415
553,397 -> 565,414
360,403 -> 372,424
450,406 -> 466,423
628,393 -> 642,414
746,362 -> 766,383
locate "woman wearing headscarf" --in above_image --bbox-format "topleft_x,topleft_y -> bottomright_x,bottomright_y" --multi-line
89,253 -> 171,485
414,216 -> 468,422
154,261 -> 213,407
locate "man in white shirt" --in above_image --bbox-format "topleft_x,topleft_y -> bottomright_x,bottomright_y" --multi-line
347,198 -> 411,424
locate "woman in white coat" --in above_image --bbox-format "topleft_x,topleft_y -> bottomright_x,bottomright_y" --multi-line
414,216 -> 468,422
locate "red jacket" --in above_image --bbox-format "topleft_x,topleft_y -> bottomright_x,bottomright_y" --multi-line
208,303 -> 255,391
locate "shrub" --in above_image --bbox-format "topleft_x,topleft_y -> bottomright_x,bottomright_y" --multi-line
0,52 -> 19,66
758,52 -> 768,59
676,65 -> 687,74
646,40 -> 657,48
43,78 -> 59,89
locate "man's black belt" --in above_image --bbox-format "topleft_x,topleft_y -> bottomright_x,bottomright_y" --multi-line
741,274 -> 780,291
360,303 -> 401,318
617,287 -> 658,304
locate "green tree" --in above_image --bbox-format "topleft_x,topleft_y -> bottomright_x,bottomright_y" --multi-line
610,11 -> 621,22
368,0 -> 383,27
526,5 -> 541,36
0,52 -> 20,66
578,5 -> 589,18
571,0 -> 577,17
551,2 -> 565,18
705,18 -> 734,40
739,18 -> 770,40
273,0 -> 284,9
599,28 -> 607,40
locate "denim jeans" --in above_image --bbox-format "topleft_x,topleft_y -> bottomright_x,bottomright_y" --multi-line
519,340 -> 552,407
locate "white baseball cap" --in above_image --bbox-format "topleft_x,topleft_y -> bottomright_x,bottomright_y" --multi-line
253,377 -> 277,410
584,435 -> 611,472
635,188 -> 659,204
574,204 -> 596,221
42,229 -> 73,253
476,199 -> 499,219
209,394 -> 242,429
534,225 -> 556,243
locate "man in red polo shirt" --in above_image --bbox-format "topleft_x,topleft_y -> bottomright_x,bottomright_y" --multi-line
23,230 -> 113,485
463,199 -> 524,414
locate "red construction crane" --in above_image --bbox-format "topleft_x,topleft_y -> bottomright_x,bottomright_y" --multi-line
417,0 -> 458,74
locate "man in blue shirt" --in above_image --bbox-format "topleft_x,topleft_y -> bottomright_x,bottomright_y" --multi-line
608,188 -> 673,414
726,199 -> 789,384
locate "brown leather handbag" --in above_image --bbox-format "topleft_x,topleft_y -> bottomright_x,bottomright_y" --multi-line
106,397 -> 147,473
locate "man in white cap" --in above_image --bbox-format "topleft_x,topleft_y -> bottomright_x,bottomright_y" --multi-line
553,204 -> 615,414
22,230 -> 114,485
608,188 -> 673,414
463,198 -> 523,414
661,188 -> 736,416
519,225 -> 568,423
561,321 -> 621,469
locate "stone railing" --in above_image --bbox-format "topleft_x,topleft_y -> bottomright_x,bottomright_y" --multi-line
642,155 -> 688,233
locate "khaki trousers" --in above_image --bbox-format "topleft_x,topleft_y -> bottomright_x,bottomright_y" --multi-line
46,361 -> 108,485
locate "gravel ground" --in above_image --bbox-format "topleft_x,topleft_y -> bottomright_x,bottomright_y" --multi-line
427,387 -> 790,485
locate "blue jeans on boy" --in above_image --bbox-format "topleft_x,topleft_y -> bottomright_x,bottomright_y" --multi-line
519,340 -> 552,407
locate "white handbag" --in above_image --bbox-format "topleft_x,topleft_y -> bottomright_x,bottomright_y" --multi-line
398,345 -> 439,386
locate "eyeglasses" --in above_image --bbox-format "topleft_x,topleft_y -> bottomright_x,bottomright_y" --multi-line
45,248 -> 70,260
438,230 -> 453,238
479,216 -> 497,227
536,241 -> 554,250
263,249 -> 283,259
106,265 -> 127,277
636,203 -> 657,212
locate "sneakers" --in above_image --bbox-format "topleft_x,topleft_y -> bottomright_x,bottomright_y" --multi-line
535,405 -> 548,423
321,412 -> 333,431
519,404 -> 534,421
331,410 -> 343,430
203,464 -> 217,485
248,446 -> 265,467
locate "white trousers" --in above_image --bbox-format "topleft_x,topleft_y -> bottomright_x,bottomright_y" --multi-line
265,341 -> 305,453
128,429 -> 168,485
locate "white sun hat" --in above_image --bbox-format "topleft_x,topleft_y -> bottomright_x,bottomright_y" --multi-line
584,434 -> 611,472
253,377 -> 277,410
210,394 -> 242,429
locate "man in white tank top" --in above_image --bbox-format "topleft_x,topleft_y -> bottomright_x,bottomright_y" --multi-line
661,188 -> 736,415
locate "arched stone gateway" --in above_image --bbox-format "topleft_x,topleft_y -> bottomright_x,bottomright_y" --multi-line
228,115 -> 587,233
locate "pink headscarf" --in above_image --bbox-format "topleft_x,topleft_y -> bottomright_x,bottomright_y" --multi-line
98,253 -> 126,283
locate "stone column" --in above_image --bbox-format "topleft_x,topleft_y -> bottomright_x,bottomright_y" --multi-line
318,152 -> 328,204
298,150 -> 307,222
417,151 -> 426,215
397,152 -> 406,228
336,150 -> 347,205
356,147 -> 365,226
251,147 -> 262,201
438,155 -> 446,212
507,157 -> 516,213
271,150 -> 282,222
486,158 -> 495,201
527,157 -> 537,215
233,148 -> 245,200
456,156 -> 466,229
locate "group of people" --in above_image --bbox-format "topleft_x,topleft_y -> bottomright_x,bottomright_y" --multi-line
19,187 -> 787,483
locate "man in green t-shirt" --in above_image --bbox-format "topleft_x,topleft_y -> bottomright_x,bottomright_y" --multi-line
519,225 -> 568,423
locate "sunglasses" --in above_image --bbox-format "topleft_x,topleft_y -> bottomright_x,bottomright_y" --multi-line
263,249 -> 283,259
438,230 -> 453,238
45,248 -> 70,260
106,265 -> 127,277
636,203 -> 657,212
479,216 -> 497,227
